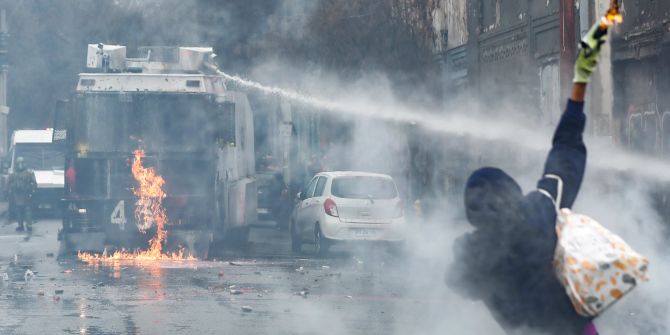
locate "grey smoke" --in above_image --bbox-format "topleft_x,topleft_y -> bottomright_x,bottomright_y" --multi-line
1,1 -> 667,333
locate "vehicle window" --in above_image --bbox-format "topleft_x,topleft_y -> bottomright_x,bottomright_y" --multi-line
305,177 -> 318,198
331,176 -> 398,199
314,177 -> 327,197
74,93 -> 211,153
15,144 -> 65,170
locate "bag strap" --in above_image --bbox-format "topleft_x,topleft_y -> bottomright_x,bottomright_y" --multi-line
537,174 -> 564,215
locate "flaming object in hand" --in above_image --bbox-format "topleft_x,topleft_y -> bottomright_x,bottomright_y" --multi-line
600,0 -> 623,29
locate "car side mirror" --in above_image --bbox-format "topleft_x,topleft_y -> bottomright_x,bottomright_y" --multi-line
296,192 -> 302,201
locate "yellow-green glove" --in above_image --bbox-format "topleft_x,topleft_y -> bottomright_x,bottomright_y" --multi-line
573,22 -> 608,83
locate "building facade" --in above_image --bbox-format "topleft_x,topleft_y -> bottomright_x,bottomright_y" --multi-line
610,1 -> 670,156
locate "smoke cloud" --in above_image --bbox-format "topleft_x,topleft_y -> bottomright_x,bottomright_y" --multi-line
1,1 -> 668,334
236,57 -> 670,334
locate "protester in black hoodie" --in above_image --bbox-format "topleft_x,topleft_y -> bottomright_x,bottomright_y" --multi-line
448,21 -> 608,335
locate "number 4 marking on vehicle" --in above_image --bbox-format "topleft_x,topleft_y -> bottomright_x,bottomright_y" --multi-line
111,200 -> 127,231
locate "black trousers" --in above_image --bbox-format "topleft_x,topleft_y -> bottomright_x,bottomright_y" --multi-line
15,204 -> 33,230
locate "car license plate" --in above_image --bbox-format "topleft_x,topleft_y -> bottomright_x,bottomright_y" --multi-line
257,208 -> 269,214
353,229 -> 377,238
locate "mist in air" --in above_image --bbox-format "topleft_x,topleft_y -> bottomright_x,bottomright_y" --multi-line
1,1 -> 668,334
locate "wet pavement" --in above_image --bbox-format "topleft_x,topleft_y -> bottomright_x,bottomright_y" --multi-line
0,217 -> 501,335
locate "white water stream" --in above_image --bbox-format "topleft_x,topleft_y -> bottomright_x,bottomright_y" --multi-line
215,69 -> 670,182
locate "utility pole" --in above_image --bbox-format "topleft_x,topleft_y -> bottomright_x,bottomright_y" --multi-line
559,0 -> 577,106
0,9 -> 8,156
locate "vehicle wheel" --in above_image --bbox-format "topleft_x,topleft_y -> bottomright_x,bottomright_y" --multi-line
232,226 -> 249,248
388,241 -> 406,257
276,214 -> 288,231
239,226 -> 250,244
290,222 -> 301,253
213,196 -> 225,244
222,226 -> 248,250
314,225 -> 330,257
278,206 -> 290,231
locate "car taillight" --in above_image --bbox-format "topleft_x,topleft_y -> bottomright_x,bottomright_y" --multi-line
324,198 -> 339,217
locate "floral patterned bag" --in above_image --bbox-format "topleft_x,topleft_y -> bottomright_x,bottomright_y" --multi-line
539,174 -> 649,317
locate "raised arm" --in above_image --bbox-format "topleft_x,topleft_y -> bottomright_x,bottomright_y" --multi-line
536,22 -> 608,208
537,99 -> 587,209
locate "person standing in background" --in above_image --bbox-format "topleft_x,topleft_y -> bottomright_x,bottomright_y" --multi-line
8,157 -> 37,232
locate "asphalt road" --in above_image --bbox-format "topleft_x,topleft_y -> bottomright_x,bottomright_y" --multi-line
0,217 -> 503,335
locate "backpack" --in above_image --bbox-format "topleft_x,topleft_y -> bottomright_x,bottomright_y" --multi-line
538,174 -> 649,317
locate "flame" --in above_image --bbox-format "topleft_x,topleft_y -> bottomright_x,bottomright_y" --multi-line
601,0 -> 623,28
78,149 -> 196,264
132,148 -> 168,253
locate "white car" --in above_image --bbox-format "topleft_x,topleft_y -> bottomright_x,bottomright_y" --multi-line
289,171 -> 406,255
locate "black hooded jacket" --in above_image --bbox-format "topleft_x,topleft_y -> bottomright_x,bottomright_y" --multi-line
449,100 -> 589,334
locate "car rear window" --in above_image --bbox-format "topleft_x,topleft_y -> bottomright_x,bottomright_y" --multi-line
331,176 -> 398,199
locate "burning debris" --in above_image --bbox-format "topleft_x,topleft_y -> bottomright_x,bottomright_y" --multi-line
78,149 -> 196,263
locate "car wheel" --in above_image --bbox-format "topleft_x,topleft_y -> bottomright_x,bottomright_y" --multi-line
388,241 -> 406,257
290,222 -> 301,253
238,226 -> 250,244
314,225 -> 330,257
212,194 -> 226,244
226,226 -> 249,249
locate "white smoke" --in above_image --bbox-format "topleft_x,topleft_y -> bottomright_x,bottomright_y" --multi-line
221,59 -> 670,334
213,65 -> 670,186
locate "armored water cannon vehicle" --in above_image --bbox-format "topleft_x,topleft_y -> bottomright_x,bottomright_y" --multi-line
56,44 -> 257,257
